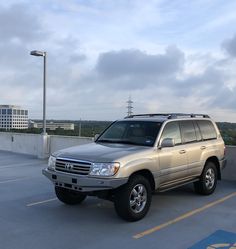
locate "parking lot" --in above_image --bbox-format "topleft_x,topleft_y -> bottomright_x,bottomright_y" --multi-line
0,149 -> 236,249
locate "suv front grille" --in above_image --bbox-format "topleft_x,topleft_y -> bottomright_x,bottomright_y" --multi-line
55,158 -> 91,175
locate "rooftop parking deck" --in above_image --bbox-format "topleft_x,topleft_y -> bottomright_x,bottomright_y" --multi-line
0,148 -> 235,249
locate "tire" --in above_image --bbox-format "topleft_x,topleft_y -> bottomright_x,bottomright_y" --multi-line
194,161 -> 218,195
55,187 -> 87,205
114,175 -> 152,222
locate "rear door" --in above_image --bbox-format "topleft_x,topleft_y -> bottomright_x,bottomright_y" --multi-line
179,120 -> 202,178
194,120 -> 218,175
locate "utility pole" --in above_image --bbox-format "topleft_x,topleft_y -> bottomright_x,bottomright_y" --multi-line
127,96 -> 133,117
79,118 -> 82,137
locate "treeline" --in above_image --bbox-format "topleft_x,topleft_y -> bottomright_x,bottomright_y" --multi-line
50,120 -> 112,137
0,120 -> 112,138
1,120 -> 236,145
217,122 -> 236,146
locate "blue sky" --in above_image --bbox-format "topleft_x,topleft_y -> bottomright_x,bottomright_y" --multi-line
0,0 -> 236,121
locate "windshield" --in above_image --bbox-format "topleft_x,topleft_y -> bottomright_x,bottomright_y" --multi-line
97,120 -> 162,147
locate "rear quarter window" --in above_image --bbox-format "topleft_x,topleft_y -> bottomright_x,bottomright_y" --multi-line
197,120 -> 217,140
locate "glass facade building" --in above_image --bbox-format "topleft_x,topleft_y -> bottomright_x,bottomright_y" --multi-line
0,105 -> 29,130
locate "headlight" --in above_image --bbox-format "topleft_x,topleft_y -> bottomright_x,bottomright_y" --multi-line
90,162 -> 120,176
48,155 -> 56,169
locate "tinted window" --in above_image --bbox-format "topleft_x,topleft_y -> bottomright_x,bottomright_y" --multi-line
97,121 -> 162,147
161,122 -> 182,145
103,122 -> 126,139
197,120 -> 217,140
180,121 -> 197,143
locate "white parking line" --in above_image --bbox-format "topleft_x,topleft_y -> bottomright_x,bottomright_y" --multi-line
27,198 -> 57,207
0,162 -> 45,170
0,177 -> 31,184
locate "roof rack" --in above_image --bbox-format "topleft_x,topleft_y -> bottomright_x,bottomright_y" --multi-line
125,113 -> 210,119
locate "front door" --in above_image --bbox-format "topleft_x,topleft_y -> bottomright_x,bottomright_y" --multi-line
158,121 -> 188,185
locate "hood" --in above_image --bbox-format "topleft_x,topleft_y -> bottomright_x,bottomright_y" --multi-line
53,142 -> 150,162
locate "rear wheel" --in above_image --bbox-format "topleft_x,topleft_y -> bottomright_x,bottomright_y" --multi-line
114,175 -> 152,221
55,187 -> 87,205
194,161 -> 218,195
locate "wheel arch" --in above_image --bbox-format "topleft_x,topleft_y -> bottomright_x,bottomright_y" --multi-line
205,156 -> 221,180
129,169 -> 156,191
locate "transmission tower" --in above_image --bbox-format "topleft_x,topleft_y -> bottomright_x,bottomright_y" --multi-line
126,96 -> 133,116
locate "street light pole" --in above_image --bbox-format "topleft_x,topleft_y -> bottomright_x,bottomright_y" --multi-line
43,52 -> 47,135
30,50 -> 47,135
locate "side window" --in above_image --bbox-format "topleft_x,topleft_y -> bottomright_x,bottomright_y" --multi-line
197,120 -> 217,140
161,122 -> 182,145
180,121 -> 197,143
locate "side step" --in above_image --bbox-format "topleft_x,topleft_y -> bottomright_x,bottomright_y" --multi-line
157,178 -> 199,193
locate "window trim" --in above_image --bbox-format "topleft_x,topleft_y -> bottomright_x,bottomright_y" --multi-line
158,119 -> 218,147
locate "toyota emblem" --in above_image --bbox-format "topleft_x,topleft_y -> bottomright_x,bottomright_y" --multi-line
65,163 -> 73,170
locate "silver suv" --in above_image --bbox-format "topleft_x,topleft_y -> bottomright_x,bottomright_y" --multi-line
43,113 -> 226,221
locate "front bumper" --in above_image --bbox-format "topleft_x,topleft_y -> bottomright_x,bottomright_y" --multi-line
42,168 -> 128,192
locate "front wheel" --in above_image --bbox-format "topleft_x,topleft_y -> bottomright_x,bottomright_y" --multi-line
55,187 -> 87,205
114,175 -> 152,221
194,161 -> 218,195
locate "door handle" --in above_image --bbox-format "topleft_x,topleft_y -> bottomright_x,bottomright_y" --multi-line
200,146 -> 206,150
179,150 -> 186,154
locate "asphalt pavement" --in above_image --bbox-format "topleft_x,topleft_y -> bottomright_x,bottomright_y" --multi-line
0,150 -> 235,249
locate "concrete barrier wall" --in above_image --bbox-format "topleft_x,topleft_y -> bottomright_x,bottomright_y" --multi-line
0,132 -> 93,158
11,133 -> 39,156
0,132 -> 13,151
0,132 -> 235,180
222,146 -> 236,181
50,135 -> 93,154
0,132 -> 39,156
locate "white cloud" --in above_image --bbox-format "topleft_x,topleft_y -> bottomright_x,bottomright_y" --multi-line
0,1 -> 236,122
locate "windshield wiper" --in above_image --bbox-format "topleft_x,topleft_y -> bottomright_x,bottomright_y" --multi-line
111,140 -> 140,145
97,139 -> 117,143
97,139 -> 145,146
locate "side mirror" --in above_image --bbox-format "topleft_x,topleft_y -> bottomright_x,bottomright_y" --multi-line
94,134 -> 100,141
160,138 -> 175,148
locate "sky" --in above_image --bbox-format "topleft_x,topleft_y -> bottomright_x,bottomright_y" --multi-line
1,0 -> 236,122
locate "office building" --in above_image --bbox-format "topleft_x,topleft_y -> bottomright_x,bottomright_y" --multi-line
0,105 -> 29,130
29,121 -> 74,131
